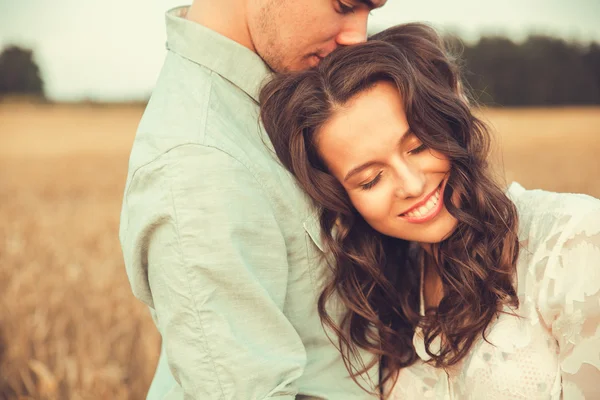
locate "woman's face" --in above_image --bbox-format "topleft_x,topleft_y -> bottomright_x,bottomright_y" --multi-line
316,81 -> 458,245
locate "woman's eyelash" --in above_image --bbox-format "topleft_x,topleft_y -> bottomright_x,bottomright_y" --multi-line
409,144 -> 427,154
360,172 -> 382,190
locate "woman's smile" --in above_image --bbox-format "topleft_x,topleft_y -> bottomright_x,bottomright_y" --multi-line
398,178 -> 447,223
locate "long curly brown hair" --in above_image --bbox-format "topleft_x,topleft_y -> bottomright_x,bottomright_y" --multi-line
259,23 -> 520,397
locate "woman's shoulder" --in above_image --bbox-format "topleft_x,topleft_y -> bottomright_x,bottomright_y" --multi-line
508,185 -> 600,384
507,182 -> 600,248
508,183 -> 600,312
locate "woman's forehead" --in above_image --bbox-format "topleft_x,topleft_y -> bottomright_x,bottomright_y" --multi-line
318,82 -> 407,146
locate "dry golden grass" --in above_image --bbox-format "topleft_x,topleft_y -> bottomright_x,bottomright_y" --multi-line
0,102 -> 159,400
479,107 -> 600,197
0,101 -> 599,399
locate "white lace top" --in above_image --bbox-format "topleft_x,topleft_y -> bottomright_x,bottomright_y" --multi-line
390,183 -> 600,400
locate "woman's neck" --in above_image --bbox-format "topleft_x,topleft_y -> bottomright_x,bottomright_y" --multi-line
421,249 -> 444,310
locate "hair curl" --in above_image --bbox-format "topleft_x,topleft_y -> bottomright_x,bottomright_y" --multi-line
259,23 -> 520,397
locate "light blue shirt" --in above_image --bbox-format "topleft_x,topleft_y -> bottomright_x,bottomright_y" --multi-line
119,6 -> 379,399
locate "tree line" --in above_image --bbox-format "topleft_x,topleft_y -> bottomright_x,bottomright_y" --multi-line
452,35 -> 600,106
1,35 -> 599,106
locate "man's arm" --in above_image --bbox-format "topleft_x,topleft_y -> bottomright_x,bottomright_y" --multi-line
121,143 -> 306,399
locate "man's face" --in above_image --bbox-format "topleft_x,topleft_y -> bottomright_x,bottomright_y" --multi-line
247,0 -> 387,72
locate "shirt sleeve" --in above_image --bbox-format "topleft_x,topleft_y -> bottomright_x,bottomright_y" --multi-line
120,143 -> 306,399
546,206 -> 600,399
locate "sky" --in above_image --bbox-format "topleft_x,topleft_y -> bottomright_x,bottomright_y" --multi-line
1,0 -> 599,101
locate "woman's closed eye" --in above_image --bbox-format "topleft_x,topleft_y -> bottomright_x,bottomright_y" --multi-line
360,171 -> 383,190
408,143 -> 428,155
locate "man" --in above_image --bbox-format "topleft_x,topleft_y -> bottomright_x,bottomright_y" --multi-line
119,0 -> 386,398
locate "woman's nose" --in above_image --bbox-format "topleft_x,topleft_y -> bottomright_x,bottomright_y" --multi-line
393,162 -> 426,199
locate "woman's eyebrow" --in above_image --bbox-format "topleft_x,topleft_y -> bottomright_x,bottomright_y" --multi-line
344,161 -> 380,183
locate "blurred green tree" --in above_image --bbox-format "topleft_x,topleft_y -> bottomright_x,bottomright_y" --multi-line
520,36 -> 598,105
453,35 -> 600,106
462,37 -> 527,106
583,43 -> 600,103
0,46 -> 45,97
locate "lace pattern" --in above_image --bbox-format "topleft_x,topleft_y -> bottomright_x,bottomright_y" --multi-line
391,183 -> 600,399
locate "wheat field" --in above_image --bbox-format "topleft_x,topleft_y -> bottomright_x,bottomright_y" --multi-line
0,101 -> 599,399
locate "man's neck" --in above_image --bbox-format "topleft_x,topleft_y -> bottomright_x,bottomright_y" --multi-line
186,0 -> 255,52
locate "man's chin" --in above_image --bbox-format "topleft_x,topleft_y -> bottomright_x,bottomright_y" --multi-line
286,55 -> 322,72
266,54 -> 322,73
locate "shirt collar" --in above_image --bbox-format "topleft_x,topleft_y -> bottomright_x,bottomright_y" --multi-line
165,6 -> 271,103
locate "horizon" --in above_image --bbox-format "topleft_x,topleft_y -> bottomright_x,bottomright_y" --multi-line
1,0 -> 599,101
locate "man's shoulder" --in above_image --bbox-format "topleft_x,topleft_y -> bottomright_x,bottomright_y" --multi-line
130,51 -> 265,169
144,51 -> 258,140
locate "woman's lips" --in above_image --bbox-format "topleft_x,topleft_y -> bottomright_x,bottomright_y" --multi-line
398,180 -> 446,223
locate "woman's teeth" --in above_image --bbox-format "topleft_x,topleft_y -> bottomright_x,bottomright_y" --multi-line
404,187 -> 441,218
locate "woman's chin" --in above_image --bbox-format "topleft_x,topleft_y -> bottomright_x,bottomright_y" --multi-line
386,207 -> 458,244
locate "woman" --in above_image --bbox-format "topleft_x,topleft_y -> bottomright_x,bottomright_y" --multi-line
259,24 -> 600,399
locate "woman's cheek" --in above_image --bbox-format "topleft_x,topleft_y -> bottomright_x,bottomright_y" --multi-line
352,190 -> 392,223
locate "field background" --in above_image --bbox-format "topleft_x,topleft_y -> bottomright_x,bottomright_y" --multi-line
0,102 -> 599,399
